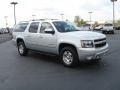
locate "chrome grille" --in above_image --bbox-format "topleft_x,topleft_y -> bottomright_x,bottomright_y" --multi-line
94,38 -> 106,48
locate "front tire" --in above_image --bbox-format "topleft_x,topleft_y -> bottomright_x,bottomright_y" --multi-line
17,42 -> 28,56
60,47 -> 79,67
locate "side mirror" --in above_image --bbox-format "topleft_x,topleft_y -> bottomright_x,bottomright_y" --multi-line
44,28 -> 55,34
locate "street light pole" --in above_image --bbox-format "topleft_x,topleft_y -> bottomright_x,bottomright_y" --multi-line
88,12 -> 92,22
4,16 -> 10,33
60,13 -> 64,20
4,16 -> 8,28
10,2 -> 18,25
111,0 -> 117,27
32,15 -> 36,21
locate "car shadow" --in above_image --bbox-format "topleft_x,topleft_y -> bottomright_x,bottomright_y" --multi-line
28,51 -> 61,64
26,51 -> 109,72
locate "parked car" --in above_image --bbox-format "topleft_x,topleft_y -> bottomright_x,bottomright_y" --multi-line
102,23 -> 114,34
3,28 -> 9,33
114,26 -> 120,30
78,24 -> 93,31
0,28 -> 9,34
94,25 -> 103,31
12,20 -> 109,67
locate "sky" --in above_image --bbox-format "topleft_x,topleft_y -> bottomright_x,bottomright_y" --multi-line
0,0 -> 120,27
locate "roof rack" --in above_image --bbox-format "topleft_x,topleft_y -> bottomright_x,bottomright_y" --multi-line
31,18 -> 59,21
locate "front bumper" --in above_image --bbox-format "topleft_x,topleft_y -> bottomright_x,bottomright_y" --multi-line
77,44 -> 109,61
102,29 -> 114,31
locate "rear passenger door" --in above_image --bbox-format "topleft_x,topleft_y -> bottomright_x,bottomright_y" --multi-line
25,22 -> 40,50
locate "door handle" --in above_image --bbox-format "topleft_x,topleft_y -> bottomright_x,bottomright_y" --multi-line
27,36 -> 30,38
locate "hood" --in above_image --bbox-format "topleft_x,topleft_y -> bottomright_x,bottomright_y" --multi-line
60,31 -> 106,40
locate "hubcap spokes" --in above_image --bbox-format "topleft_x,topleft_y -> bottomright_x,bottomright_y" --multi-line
19,45 -> 24,54
63,51 -> 73,65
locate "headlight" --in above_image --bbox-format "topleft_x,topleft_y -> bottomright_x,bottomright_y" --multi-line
81,40 -> 94,48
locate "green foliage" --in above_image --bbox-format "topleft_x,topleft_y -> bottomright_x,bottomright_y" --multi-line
74,16 -> 86,26
117,19 -> 120,25
93,21 -> 98,28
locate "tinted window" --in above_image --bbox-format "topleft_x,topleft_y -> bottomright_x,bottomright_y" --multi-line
104,24 -> 113,26
29,22 -> 39,33
14,22 -> 28,32
40,22 -> 54,33
53,21 -> 77,32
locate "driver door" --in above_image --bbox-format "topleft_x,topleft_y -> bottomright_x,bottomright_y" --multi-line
37,22 -> 57,54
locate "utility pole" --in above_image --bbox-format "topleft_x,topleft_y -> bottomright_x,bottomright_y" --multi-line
88,12 -> 92,22
32,15 -> 36,20
60,13 -> 64,20
4,16 -> 8,28
4,16 -> 10,33
10,2 -> 18,25
111,0 -> 117,27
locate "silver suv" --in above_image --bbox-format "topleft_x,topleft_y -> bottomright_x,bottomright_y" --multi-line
12,19 -> 109,67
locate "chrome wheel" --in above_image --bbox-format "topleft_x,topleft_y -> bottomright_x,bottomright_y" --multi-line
63,51 -> 73,65
19,44 -> 24,54
17,42 -> 28,56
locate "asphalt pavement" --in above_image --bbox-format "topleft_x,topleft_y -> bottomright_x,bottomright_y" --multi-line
0,31 -> 120,90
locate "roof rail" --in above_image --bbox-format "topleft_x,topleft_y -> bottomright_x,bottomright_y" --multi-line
31,18 -> 59,21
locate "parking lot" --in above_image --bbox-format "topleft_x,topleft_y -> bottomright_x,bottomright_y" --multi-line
0,31 -> 120,90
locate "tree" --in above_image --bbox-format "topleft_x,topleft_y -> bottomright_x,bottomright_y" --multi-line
80,19 -> 86,25
74,16 -> 86,27
117,19 -> 120,25
93,21 -> 98,28
74,16 -> 81,26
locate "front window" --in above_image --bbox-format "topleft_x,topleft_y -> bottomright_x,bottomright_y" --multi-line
40,22 -> 54,33
53,21 -> 78,32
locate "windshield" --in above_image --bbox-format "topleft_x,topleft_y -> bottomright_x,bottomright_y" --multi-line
104,24 -> 113,26
53,21 -> 78,32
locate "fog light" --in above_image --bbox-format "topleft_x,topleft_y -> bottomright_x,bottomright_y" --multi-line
96,55 -> 100,59
86,56 -> 93,60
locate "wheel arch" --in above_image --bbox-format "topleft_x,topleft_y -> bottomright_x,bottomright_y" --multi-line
58,43 -> 77,54
16,38 -> 25,45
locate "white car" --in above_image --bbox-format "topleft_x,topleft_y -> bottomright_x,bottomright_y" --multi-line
102,23 -> 114,34
81,24 -> 93,31
94,25 -> 103,31
12,20 -> 109,67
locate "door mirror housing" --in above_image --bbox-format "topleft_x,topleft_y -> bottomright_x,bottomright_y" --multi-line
44,28 -> 55,34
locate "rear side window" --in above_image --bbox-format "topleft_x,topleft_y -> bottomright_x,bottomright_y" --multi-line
14,22 -> 28,32
29,22 -> 39,33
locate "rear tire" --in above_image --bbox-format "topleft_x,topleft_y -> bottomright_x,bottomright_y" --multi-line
17,42 -> 28,56
60,47 -> 79,67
